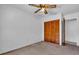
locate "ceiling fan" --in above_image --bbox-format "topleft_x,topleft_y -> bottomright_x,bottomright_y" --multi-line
28,4 -> 56,14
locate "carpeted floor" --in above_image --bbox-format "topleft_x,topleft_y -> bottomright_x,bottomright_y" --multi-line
3,41 -> 79,55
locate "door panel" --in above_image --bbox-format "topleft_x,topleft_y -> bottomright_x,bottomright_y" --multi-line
44,20 -> 59,44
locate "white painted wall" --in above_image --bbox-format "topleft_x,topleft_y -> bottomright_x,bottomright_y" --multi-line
64,12 -> 79,46
0,5 -> 42,54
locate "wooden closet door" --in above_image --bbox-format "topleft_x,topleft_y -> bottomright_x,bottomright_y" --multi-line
44,20 -> 59,44
44,21 -> 51,42
51,20 -> 59,43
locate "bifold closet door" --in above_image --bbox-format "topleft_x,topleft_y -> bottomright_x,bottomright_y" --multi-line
44,20 -> 59,44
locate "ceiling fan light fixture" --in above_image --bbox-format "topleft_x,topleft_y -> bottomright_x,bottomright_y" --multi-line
41,8 -> 45,11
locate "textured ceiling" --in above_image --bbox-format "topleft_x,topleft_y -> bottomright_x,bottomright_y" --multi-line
26,4 -> 79,15
8,4 -> 79,15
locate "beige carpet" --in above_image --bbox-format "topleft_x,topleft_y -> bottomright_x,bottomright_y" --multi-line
3,41 -> 79,55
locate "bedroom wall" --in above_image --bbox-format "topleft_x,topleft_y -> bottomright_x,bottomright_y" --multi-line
64,12 -> 79,46
0,4 -> 42,54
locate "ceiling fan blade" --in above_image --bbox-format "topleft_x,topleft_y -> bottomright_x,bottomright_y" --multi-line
44,9 -> 48,14
40,4 -> 42,8
48,5 -> 56,8
34,9 -> 41,13
28,4 -> 40,8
